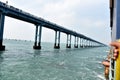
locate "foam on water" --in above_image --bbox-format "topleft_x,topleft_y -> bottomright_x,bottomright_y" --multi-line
97,74 -> 105,80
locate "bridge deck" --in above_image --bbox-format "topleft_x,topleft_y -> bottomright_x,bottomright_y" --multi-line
0,1 -> 104,45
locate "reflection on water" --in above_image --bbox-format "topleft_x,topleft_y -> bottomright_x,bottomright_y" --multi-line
0,51 -> 4,78
33,50 -> 41,57
0,52 -> 4,62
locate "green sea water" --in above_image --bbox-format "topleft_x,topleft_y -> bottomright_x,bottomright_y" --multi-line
0,39 -> 108,80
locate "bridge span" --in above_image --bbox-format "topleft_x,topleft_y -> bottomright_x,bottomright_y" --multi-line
0,1 -> 105,50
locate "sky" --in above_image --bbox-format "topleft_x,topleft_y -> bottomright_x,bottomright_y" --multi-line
1,0 -> 111,44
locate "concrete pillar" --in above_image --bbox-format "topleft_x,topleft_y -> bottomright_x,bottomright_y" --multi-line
54,31 -> 60,49
93,42 -> 95,47
87,40 -> 90,48
91,41 -> 93,47
91,42 -> 93,47
85,40 -> 87,48
83,39 -> 85,48
88,40 -> 91,47
0,13 -> 5,51
34,25 -> 38,47
84,39 -> 87,48
85,39 -> 88,48
38,25 -> 42,48
70,35 -> 71,47
58,31 -> 60,48
74,36 -> 78,48
33,25 -> 42,49
80,38 -> 84,48
91,42 -> 94,47
74,36 -> 76,48
86,40 -> 89,48
54,30 -> 57,47
77,37 -> 79,47
66,34 -> 68,47
82,38 -> 84,48
66,34 -> 71,48
89,41 -> 92,47
79,38 -> 81,47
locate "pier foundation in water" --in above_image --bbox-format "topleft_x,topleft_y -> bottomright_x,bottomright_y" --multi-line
33,25 -> 42,49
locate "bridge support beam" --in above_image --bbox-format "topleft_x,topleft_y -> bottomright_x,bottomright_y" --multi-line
74,36 -> 78,48
54,31 -> 60,49
0,13 -> 5,51
66,34 -> 71,48
33,25 -> 42,49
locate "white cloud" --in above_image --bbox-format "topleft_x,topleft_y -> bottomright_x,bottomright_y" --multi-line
1,0 -> 110,44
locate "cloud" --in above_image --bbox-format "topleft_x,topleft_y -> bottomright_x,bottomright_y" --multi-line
2,0 -> 110,44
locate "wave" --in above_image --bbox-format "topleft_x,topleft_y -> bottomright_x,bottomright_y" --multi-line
97,74 -> 105,80
94,71 -> 105,80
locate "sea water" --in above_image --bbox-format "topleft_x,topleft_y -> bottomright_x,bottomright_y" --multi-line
0,39 -> 109,80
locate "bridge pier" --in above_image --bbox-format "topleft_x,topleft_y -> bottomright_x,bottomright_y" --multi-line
85,39 -> 89,48
87,40 -> 90,47
80,38 -> 83,48
83,39 -> 86,48
86,40 -> 89,48
85,40 -> 88,48
88,40 -> 90,47
91,42 -> 94,47
0,13 -> 5,51
79,38 -> 82,48
82,39 -> 85,48
66,34 -> 71,48
89,41 -> 92,47
74,36 -> 78,48
54,31 -> 60,49
84,40 -> 86,47
92,42 -> 95,47
33,25 -> 42,49
82,38 -> 86,48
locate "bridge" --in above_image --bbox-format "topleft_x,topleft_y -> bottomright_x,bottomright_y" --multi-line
0,1 -> 105,51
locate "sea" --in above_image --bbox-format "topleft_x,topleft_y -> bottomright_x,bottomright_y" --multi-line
0,39 -> 109,80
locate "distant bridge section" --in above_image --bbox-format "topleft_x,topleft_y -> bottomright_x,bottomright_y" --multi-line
0,1 -> 106,50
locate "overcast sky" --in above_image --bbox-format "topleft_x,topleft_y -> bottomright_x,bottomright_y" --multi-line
1,0 -> 110,44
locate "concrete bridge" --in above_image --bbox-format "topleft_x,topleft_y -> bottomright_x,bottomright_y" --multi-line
0,1 -> 105,50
